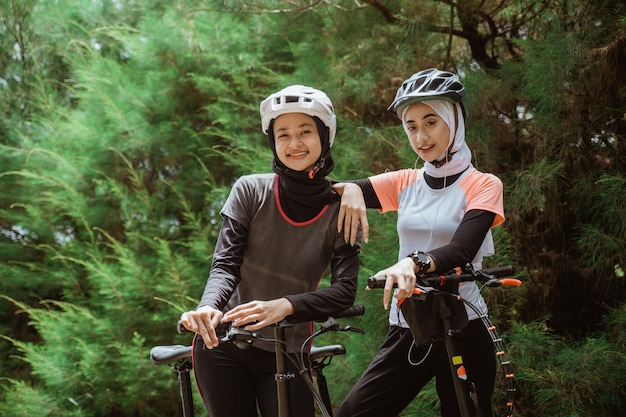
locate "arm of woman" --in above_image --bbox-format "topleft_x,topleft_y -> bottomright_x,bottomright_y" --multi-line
180,215 -> 246,347
427,209 -> 496,272
285,238 -> 361,322
371,210 -> 496,310
334,178 -> 381,245
228,238 -> 362,330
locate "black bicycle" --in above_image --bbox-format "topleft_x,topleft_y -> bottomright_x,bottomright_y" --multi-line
367,265 -> 521,417
150,305 -> 365,417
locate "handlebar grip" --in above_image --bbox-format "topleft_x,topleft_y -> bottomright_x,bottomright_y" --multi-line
366,276 -> 386,289
329,304 -> 365,319
483,265 -> 515,278
499,278 -> 522,287
177,320 -> 189,334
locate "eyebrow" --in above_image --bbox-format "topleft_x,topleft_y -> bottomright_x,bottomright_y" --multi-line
405,113 -> 439,123
275,122 -> 315,132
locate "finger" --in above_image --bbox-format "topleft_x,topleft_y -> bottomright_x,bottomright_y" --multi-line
222,311 -> 241,323
360,213 -> 369,244
343,213 -> 353,244
211,312 -> 223,329
349,216 -> 360,246
196,319 -> 216,348
243,319 -> 265,331
345,217 -> 353,244
180,313 -> 196,332
225,309 -> 255,326
396,276 -> 412,300
337,205 -> 345,233
222,304 -> 250,322
383,276 -> 394,311
206,323 -> 219,347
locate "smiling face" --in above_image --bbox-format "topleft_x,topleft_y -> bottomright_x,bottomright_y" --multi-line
272,113 -> 322,172
402,102 -> 451,162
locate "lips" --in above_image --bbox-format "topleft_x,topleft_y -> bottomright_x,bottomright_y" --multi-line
288,151 -> 309,158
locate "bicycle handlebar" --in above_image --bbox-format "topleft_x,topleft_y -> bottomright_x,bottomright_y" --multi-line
177,304 -> 366,335
322,304 -> 365,320
366,265 -> 519,289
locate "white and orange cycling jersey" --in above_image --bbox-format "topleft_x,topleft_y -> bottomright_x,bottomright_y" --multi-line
369,166 -> 505,325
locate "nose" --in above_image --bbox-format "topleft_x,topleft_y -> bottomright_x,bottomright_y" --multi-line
287,135 -> 303,146
415,128 -> 428,142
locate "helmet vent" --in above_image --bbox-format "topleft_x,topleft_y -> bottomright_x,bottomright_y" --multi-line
260,85 -> 337,145
387,68 -> 467,118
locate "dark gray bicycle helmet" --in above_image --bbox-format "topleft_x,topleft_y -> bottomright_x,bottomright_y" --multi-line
388,68 -> 467,118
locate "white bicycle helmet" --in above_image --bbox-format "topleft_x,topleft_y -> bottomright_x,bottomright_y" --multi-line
388,68 -> 467,118
260,85 -> 337,146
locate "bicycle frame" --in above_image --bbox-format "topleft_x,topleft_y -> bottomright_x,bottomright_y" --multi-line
151,305 -> 365,417
220,306 -> 365,417
367,265 -> 520,417
433,291 -> 481,416
273,323 -> 291,417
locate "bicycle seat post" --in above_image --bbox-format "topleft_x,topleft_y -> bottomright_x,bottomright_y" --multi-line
274,324 -> 294,417
175,358 -> 195,417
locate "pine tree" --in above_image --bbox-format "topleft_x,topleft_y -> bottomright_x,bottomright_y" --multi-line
1,1 -> 625,415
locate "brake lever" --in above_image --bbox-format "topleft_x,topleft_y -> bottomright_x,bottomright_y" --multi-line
341,325 -> 365,335
319,317 -> 341,333
318,318 -> 365,335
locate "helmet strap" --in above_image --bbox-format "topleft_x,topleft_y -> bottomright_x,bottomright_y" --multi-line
308,158 -> 326,179
430,150 -> 456,168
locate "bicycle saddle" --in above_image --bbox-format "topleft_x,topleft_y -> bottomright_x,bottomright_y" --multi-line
150,345 -> 192,365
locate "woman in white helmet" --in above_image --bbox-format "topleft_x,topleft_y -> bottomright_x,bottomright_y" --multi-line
180,85 -> 361,417
334,69 -> 505,417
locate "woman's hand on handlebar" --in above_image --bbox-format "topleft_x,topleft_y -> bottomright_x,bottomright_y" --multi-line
373,257 -> 417,310
334,182 -> 369,246
222,298 -> 294,331
180,306 -> 223,349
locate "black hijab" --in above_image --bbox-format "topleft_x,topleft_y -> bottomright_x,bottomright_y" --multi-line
267,116 -> 337,222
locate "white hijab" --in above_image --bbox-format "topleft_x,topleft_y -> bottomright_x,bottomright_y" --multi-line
402,99 -> 472,178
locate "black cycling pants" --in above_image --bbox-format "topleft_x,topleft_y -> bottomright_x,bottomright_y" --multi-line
335,319 -> 496,417
192,334 -> 315,417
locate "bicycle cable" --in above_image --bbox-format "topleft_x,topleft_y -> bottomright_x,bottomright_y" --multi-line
463,292 -> 516,417
408,288 -> 516,417
252,334 -> 333,417
407,340 -> 434,366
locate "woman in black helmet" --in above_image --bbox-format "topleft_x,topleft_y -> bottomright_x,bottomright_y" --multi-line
334,69 -> 505,417
181,85 -> 361,417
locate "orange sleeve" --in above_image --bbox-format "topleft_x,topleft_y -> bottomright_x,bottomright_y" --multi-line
368,169 -> 419,213
460,171 -> 505,227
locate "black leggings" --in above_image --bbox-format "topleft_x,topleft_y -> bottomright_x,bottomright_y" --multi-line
335,319 -> 496,417
192,334 -> 315,417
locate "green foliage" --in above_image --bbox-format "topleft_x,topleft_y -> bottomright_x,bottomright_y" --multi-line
574,174 -> 626,274
504,158 -> 565,216
1,0 -> 625,416
508,320 -> 626,416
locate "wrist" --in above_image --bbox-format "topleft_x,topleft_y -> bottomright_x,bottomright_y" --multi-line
281,297 -> 295,316
407,250 -> 431,274
332,182 -> 346,195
